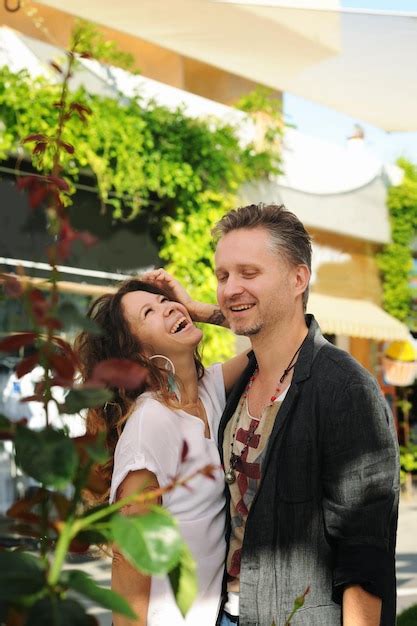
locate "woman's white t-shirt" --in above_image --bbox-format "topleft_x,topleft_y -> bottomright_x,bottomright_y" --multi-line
110,364 -> 227,626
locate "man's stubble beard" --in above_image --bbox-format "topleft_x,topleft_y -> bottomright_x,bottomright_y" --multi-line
234,321 -> 263,337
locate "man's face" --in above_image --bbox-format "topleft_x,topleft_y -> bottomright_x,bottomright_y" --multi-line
215,227 -> 305,337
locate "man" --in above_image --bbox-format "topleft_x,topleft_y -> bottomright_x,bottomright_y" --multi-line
210,204 -> 399,626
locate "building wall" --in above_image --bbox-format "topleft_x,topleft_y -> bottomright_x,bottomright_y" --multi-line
310,228 -> 382,305
1,3 -> 265,104
309,228 -> 383,373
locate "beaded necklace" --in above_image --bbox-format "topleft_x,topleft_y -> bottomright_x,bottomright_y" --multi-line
224,337 -> 305,485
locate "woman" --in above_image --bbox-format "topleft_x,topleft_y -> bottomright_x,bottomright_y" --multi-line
76,273 -> 247,626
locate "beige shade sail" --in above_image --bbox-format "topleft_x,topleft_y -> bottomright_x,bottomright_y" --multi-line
307,293 -> 410,341
36,0 -> 417,131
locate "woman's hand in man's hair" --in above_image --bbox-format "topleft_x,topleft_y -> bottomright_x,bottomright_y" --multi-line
141,268 -> 195,314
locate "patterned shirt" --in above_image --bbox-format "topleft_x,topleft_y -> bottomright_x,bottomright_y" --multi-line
223,390 -> 286,594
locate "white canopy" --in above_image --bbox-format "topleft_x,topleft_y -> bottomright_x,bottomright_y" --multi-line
36,0 -> 417,131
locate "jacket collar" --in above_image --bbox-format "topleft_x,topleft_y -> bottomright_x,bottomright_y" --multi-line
293,314 -> 327,383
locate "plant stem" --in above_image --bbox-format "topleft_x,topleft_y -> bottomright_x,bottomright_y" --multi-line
47,519 -> 74,586
76,465 -> 214,530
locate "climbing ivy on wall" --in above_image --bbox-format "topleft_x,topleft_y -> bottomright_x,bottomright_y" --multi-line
0,63 -> 282,362
378,159 -> 417,328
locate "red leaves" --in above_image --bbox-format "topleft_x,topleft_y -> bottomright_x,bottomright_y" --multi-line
73,434 -> 109,496
16,354 -> 39,379
3,276 -> 23,298
22,133 -> 49,144
17,176 -> 48,210
22,133 -> 50,159
199,464 -> 217,481
27,289 -> 61,330
59,140 -> 75,154
69,102 -> 92,122
77,230 -> 98,247
49,352 -> 75,381
33,142 -> 47,155
51,336 -> 80,369
57,218 -> 97,260
17,174 -> 69,211
0,332 -> 37,353
91,359 -> 148,390
45,175 -> 70,192
50,60 -> 63,74
28,289 -> 49,323
180,440 -> 189,463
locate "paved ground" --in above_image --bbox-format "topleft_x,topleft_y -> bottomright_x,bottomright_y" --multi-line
396,497 -> 417,614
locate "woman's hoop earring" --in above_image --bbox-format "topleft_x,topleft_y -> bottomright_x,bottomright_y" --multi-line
149,355 -> 177,395
149,354 -> 176,375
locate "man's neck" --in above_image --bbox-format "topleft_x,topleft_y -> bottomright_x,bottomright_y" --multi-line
250,312 -> 309,381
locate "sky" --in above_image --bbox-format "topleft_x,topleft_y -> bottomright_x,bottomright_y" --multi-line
283,0 -> 417,164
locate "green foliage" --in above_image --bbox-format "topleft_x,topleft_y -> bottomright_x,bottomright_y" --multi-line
400,442 -> 417,484
59,386 -> 113,414
236,85 -> 285,149
110,506 -> 183,575
0,551 -> 45,601
26,597 -> 92,626
168,543 -> 198,617
378,159 -> 417,327
284,586 -> 310,626
0,64 -> 279,361
0,415 -> 195,624
62,570 -> 136,619
397,604 -> 417,625
70,19 -> 136,71
14,425 -> 78,489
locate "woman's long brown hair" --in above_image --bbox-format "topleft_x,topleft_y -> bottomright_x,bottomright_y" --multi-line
75,279 -> 204,502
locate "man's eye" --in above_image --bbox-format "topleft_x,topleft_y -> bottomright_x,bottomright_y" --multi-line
216,275 -> 227,283
243,273 -> 257,279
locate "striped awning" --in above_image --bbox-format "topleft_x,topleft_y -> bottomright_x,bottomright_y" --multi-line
308,293 -> 410,342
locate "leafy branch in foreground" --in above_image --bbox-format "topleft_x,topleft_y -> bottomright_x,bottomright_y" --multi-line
0,21 -> 200,626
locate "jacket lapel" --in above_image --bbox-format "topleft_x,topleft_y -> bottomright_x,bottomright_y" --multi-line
260,316 -> 328,474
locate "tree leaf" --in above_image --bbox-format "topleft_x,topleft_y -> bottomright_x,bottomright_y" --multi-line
0,552 -> 45,600
26,597 -> 91,626
69,527 -> 109,553
168,543 -> 197,617
16,354 -> 40,379
15,425 -> 78,488
91,359 -> 147,390
64,570 -> 136,619
0,413 -> 17,440
48,352 -> 75,381
22,133 -> 49,144
59,387 -> 113,414
110,507 -> 182,575
0,332 -> 37,353
4,275 -> 23,298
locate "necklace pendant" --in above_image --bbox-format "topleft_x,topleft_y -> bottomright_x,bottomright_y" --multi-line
225,468 -> 236,484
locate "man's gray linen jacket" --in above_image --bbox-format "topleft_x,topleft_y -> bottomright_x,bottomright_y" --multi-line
218,316 -> 400,626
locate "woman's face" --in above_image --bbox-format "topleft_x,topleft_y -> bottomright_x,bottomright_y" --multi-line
121,290 -> 203,359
